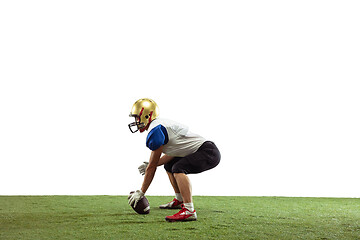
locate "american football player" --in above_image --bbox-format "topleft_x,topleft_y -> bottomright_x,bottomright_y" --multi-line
128,98 -> 221,222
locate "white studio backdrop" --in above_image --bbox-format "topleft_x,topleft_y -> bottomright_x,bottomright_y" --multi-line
0,1 -> 359,197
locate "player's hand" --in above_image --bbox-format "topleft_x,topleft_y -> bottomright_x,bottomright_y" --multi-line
138,162 -> 149,175
128,190 -> 144,208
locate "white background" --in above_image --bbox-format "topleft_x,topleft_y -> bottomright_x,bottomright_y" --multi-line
1,1 -> 359,197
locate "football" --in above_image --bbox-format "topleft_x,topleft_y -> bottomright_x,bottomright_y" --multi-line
128,191 -> 150,214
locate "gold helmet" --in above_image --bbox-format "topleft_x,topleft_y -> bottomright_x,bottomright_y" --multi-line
128,98 -> 159,133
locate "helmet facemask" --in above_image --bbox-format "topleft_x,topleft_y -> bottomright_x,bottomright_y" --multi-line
128,108 -> 154,133
128,114 -> 145,133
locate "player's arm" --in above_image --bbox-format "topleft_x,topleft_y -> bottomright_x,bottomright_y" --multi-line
141,145 -> 163,194
138,154 -> 173,175
158,154 -> 173,166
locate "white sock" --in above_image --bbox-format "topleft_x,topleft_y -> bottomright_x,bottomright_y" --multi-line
175,193 -> 183,202
184,202 -> 194,212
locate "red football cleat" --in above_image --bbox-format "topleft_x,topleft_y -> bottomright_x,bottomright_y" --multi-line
159,198 -> 183,209
165,205 -> 197,222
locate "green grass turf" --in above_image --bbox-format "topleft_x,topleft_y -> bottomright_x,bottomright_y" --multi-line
0,196 -> 359,239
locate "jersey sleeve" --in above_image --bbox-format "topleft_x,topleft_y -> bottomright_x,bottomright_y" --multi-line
146,125 -> 169,151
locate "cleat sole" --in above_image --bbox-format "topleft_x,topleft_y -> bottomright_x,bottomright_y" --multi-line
159,206 -> 182,209
165,217 -> 197,222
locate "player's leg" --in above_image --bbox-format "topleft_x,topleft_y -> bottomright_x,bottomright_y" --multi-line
165,172 -> 197,222
159,171 -> 183,209
159,159 -> 184,209
165,141 -> 221,222
173,173 -> 192,203
165,166 -> 197,222
166,171 -> 180,193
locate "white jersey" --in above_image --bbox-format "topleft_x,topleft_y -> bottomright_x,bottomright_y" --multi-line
147,118 -> 206,157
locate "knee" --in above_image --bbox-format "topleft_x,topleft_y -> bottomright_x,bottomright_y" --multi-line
173,172 -> 186,178
164,163 -> 172,173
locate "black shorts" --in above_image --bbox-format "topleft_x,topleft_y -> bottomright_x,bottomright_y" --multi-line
164,141 -> 221,174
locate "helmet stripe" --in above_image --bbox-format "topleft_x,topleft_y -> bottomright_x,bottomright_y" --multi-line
148,111 -> 153,122
138,107 -> 144,120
